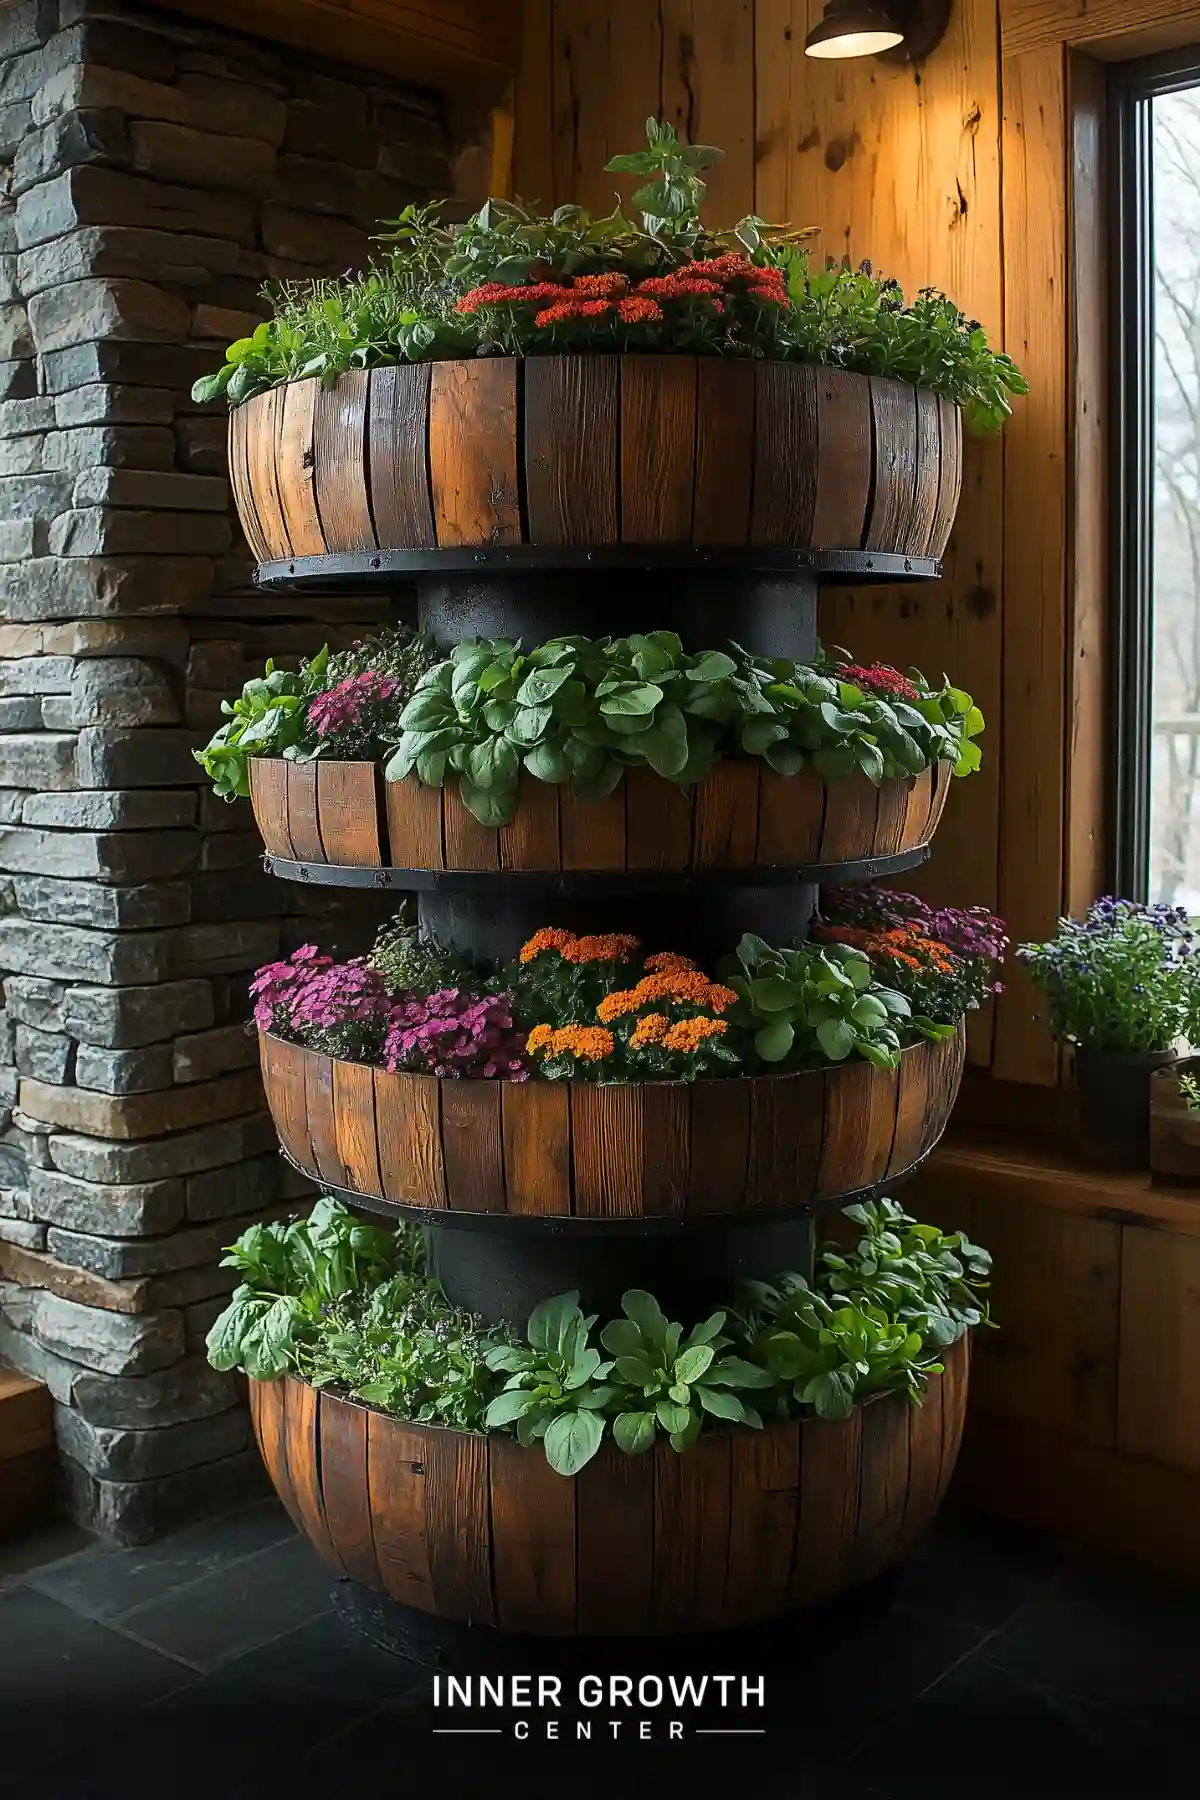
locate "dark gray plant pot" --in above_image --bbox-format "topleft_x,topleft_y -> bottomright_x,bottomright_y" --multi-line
1074,1046 -> 1179,1171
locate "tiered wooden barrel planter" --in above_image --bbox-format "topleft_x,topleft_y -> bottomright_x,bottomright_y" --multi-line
249,757 -> 953,879
251,1334 -> 969,1636
229,350 -> 971,1643
232,358 -> 961,576
259,1027 -> 965,1220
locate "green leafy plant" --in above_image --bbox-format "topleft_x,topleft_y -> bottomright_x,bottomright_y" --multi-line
194,646 -> 329,802
483,1293 -> 617,1475
819,1198 -> 992,1348
721,933 -> 954,1071
734,1273 -> 932,1421
208,1196 -> 989,1474
386,635 -> 983,827
192,122 -> 1025,431
1178,1070 -> 1200,1114
600,1289 -> 773,1454
367,912 -> 477,996
205,1196 -> 399,1378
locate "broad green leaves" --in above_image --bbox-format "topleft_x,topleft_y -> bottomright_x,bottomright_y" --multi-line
387,633 -> 983,828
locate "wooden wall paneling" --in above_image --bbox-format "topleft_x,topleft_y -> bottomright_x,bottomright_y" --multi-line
967,1191 -> 1121,1446
1000,0 -> 1200,59
956,1410 -> 1200,1585
1117,1226 -> 1200,1475
994,43 -> 1068,1084
779,0 -> 1004,1069
658,0 -> 756,222
514,0 -> 555,201
1065,50 -> 1109,916
551,0 -> 662,212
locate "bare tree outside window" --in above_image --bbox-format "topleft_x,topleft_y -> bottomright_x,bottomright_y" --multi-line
1150,88 -> 1200,905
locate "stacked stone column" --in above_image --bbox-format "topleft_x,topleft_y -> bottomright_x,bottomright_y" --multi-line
0,0 -> 453,1541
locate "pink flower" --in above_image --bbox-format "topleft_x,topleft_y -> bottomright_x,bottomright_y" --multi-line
383,988 -> 529,1081
307,672 -> 400,740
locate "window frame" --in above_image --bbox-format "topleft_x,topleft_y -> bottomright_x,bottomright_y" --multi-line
1110,47 -> 1200,900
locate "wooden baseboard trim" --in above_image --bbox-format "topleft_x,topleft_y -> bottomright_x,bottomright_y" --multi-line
954,1411 -> 1200,1579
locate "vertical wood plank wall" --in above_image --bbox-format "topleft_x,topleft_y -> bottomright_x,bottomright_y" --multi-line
515,0 -> 1052,1081
913,1160 -> 1200,1579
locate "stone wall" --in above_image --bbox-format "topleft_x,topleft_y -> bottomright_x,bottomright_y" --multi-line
0,0 -> 451,1541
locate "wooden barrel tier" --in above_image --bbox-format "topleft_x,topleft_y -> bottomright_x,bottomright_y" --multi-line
259,1026 -> 966,1221
250,1335 -> 968,1637
229,358 -> 962,568
249,758 -> 953,876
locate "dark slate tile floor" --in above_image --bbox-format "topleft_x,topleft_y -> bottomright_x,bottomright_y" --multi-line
1,1496 -> 1197,1800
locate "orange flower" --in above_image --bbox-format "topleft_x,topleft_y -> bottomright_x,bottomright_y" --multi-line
529,1025 -> 615,1064
597,971 -> 737,1021
534,301 -> 576,327
662,1016 -> 727,1053
617,296 -> 663,324
630,1012 -> 670,1048
519,928 -> 577,964
746,286 -> 787,305
643,951 -> 697,974
562,933 -> 640,966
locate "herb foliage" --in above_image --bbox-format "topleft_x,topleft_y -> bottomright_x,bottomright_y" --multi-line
191,121 -> 1026,432
208,1195 -> 990,1476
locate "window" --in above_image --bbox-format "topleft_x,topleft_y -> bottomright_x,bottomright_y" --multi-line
1113,53 -> 1200,902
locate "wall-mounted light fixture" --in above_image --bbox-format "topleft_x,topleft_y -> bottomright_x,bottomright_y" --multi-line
804,0 -> 951,63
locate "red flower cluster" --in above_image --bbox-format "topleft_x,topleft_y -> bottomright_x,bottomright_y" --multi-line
839,662 -> 921,703
455,254 -> 790,333
455,281 -> 570,315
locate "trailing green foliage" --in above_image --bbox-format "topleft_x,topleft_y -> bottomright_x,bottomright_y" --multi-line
207,1195 -> 990,1476
385,634 -> 983,828
720,932 -> 955,1071
191,122 -> 1025,431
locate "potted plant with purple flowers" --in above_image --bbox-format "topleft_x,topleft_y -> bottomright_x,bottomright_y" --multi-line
1017,898 -> 1200,1169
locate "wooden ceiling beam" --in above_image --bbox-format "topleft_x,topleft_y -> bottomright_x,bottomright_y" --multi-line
146,0 -> 520,92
